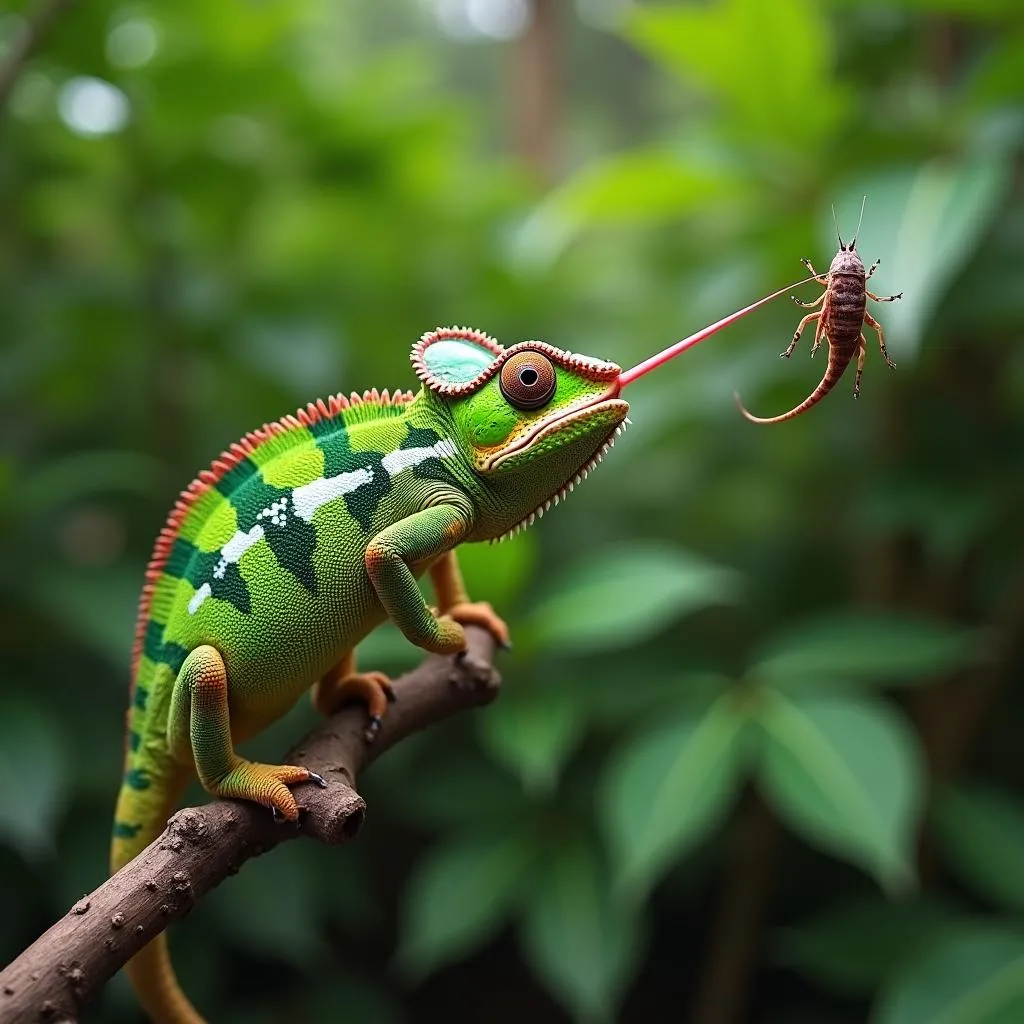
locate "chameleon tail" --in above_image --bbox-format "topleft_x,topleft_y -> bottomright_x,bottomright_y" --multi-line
111,671 -> 205,1024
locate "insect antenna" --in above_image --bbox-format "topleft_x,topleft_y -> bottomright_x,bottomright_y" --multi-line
851,194 -> 868,250
831,203 -> 845,250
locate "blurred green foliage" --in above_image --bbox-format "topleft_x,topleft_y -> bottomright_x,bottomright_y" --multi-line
2,0 -> 1023,1021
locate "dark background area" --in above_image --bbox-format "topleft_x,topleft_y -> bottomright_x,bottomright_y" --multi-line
2,0 -> 1023,1021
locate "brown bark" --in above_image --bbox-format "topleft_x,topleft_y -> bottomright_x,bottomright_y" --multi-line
511,0 -> 562,180
0,627 -> 500,1024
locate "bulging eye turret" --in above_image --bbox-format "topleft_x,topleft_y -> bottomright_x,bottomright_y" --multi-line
500,351 -> 556,410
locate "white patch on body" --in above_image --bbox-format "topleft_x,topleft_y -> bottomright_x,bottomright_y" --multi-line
291,468 -> 375,523
188,582 -> 212,614
187,436 -> 456,615
381,439 -> 456,475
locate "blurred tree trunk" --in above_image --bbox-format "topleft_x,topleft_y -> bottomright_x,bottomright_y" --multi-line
511,0 -> 562,181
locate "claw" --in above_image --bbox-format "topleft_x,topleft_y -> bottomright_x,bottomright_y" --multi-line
364,714 -> 382,743
271,805 -> 286,824
308,771 -> 327,788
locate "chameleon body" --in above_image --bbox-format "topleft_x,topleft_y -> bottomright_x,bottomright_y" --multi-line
111,327 -> 628,1024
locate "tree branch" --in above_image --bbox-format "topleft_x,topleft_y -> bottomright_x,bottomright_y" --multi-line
0,626 -> 500,1024
0,0 -> 77,114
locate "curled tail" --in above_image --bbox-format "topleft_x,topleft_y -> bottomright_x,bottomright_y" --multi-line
734,351 -> 848,425
112,660 -> 204,1024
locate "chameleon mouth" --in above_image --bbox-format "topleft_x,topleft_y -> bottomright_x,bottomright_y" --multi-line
484,387 -> 627,472
491,394 -> 630,542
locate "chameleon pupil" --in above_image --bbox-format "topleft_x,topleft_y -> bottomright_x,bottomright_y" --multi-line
519,368 -> 538,386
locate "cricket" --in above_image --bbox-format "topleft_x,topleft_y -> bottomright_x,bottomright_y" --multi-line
735,198 -> 903,424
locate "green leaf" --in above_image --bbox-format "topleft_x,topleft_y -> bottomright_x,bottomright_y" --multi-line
397,832 -> 533,976
513,148 -> 742,267
932,783 -> 1024,914
756,692 -> 923,892
601,694 -> 749,902
777,895 -> 963,995
521,543 -> 741,655
829,160 -> 1012,358
520,838 -> 643,1023
751,611 -> 987,691
623,0 -> 845,148
478,685 -> 584,795
875,925 -> 1024,1024
0,701 -> 66,859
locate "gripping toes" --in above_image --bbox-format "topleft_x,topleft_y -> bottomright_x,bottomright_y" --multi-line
446,600 -> 512,649
215,760 -> 323,822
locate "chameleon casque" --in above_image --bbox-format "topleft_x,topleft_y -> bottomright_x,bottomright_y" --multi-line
112,296 -> 803,1023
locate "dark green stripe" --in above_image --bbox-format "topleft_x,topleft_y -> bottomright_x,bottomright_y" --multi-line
113,821 -> 142,839
215,457 -> 260,498
141,620 -> 188,675
124,768 -> 151,791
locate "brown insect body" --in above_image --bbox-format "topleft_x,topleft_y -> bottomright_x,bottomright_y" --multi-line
736,204 -> 902,424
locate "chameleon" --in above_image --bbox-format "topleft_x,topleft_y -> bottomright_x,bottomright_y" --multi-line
112,289 -> 810,1024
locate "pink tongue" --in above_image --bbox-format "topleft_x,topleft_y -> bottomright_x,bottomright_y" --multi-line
617,275 -> 818,389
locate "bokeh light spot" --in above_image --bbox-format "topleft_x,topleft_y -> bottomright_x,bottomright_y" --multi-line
58,77 -> 130,137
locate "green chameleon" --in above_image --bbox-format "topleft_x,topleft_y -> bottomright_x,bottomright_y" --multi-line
112,289 -> 792,1023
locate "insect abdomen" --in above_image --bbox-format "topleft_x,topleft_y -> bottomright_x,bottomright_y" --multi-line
825,273 -> 866,354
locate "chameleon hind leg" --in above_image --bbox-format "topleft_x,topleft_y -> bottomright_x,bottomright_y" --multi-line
168,645 -> 324,821
312,651 -> 396,741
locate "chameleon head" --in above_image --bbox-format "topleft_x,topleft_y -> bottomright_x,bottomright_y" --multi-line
412,327 -> 629,538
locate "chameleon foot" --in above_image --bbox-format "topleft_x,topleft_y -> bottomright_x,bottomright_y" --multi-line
325,670 -> 396,742
214,759 -> 320,822
446,601 -> 512,649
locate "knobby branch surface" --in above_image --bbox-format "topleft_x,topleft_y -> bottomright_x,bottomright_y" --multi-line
0,627 -> 500,1024
0,0 -> 77,113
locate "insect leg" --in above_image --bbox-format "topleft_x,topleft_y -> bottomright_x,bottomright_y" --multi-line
863,310 -> 897,369
800,258 -> 829,285
853,334 -> 867,399
781,311 -> 821,358
791,291 -> 825,309
809,312 -> 826,358
867,290 -> 903,303
866,259 -> 880,280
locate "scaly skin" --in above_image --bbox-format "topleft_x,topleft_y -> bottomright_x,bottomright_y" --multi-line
111,327 -> 628,1024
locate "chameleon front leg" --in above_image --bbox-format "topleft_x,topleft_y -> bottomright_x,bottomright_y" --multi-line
168,645 -> 325,821
314,544 -> 510,741
365,503 -> 476,654
429,550 -> 511,648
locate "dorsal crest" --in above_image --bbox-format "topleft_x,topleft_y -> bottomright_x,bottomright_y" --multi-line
130,387 -> 414,677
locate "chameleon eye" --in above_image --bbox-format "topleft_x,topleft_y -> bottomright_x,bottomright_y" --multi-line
500,351 -> 556,411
